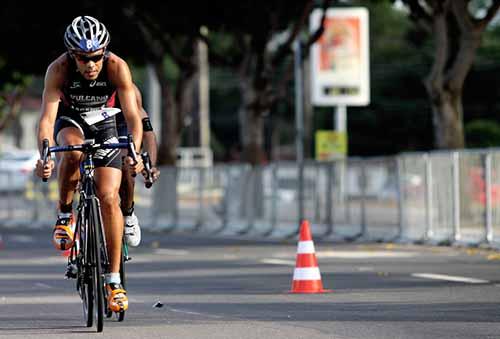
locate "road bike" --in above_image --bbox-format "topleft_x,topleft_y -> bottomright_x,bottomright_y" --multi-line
41,135 -> 153,332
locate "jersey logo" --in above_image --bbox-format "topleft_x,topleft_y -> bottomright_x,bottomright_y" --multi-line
89,80 -> 107,88
70,81 -> 81,89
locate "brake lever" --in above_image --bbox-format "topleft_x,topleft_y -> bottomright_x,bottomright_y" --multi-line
141,152 -> 153,189
127,134 -> 138,178
41,139 -> 50,182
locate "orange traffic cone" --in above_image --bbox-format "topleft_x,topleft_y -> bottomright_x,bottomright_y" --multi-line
290,220 -> 331,293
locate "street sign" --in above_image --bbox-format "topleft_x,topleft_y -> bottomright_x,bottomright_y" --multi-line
315,130 -> 347,160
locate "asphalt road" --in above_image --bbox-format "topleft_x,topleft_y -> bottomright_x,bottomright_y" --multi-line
0,228 -> 500,339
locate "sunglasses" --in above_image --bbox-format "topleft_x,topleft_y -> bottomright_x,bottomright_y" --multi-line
73,53 -> 105,63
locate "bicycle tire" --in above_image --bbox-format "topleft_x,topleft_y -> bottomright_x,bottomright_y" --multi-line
90,198 -> 105,333
77,205 -> 94,328
117,244 -> 126,322
120,241 -> 127,289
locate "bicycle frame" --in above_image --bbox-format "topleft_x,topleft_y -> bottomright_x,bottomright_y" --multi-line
42,136 -> 142,332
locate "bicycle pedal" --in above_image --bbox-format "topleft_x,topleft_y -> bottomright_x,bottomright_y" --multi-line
124,256 -> 132,262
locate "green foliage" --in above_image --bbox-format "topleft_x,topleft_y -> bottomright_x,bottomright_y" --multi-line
465,119 -> 500,148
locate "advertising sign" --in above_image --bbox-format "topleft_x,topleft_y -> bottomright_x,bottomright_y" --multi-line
310,8 -> 370,106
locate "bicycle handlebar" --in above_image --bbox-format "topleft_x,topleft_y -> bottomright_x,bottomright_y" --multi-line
40,135 -> 153,188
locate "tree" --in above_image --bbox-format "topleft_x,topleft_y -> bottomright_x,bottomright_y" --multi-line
398,0 -> 500,149
123,4 -> 201,165
203,0 -> 332,164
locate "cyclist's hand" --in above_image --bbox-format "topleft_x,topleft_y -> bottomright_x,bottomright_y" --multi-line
126,155 -> 144,175
143,166 -> 160,183
35,159 -> 55,179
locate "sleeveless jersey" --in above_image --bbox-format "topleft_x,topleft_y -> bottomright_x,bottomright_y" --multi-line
58,53 -> 117,131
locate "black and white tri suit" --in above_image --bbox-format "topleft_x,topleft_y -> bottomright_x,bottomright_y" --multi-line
54,53 -> 122,169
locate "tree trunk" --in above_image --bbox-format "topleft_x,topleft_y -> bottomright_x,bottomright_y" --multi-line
237,70 -> 267,164
154,57 -> 198,165
153,62 -> 177,165
424,5 -> 482,150
428,87 -> 464,148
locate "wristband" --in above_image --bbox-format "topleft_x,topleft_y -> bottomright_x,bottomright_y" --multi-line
142,117 -> 153,132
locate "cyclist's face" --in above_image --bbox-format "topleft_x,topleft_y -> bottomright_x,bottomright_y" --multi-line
72,49 -> 105,80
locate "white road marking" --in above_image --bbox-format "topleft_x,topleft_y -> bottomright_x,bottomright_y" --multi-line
316,251 -> 419,259
154,248 -> 189,256
274,251 -> 419,259
357,266 -> 375,272
34,282 -> 52,289
0,256 -> 67,266
167,307 -> 223,319
260,259 -> 296,266
0,295 -> 79,305
412,273 -> 489,284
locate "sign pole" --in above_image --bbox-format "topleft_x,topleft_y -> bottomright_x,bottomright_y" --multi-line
294,40 -> 305,233
335,105 -> 346,133
334,105 -> 347,199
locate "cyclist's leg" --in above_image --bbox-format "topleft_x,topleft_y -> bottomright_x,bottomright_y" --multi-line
94,167 -> 123,274
119,149 -> 135,214
94,166 -> 128,311
117,124 -> 133,210
117,124 -> 141,247
52,120 -> 84,250
56,126 -> 84,204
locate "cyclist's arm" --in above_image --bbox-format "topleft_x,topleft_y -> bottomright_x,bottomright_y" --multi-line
133,84 -> 158,167
108,54 -> 142,152
37,59 -> 64,155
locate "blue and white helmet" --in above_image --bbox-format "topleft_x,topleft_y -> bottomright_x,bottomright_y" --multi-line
64,16 -> 110,52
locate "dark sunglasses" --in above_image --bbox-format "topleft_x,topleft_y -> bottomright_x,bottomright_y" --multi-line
73,53 -> 105,63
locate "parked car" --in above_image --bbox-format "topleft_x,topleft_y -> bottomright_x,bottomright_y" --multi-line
0,149 -> 39,192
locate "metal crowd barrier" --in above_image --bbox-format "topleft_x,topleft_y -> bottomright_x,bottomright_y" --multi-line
2,148 -> 500,249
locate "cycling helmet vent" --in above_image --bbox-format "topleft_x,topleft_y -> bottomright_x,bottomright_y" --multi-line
64,16 -> 110,52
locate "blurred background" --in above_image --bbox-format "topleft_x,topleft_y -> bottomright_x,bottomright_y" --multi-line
1,0 -> 500,244
2,0 -> 500,163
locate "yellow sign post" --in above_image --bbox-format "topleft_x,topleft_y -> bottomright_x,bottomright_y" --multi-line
315,130 -> 347,161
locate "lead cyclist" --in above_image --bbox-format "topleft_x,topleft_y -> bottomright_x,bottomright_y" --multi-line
35,16 -> 143,313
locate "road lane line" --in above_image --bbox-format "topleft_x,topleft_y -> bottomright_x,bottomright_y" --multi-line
412,273 -> 489,284
260,259 -> 296,266
34,282 -> 52,289
154,248 -> 189,256
167,307 -> 223,319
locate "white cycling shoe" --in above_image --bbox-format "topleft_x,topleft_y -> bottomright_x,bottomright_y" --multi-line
124,212 -> 141,247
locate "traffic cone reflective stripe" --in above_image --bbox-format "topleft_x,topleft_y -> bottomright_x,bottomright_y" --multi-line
293,267 -> 322,280
290,220 -> 332,293
297,240 -> 315,253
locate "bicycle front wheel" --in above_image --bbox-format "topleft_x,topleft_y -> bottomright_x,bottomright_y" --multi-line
90,198 -> 105,333
76,206 -> 94,328
82,219 -> 94,328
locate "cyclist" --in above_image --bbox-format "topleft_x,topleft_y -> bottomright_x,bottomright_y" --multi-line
117,83 -> 160,247
35,15 -> 143,313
